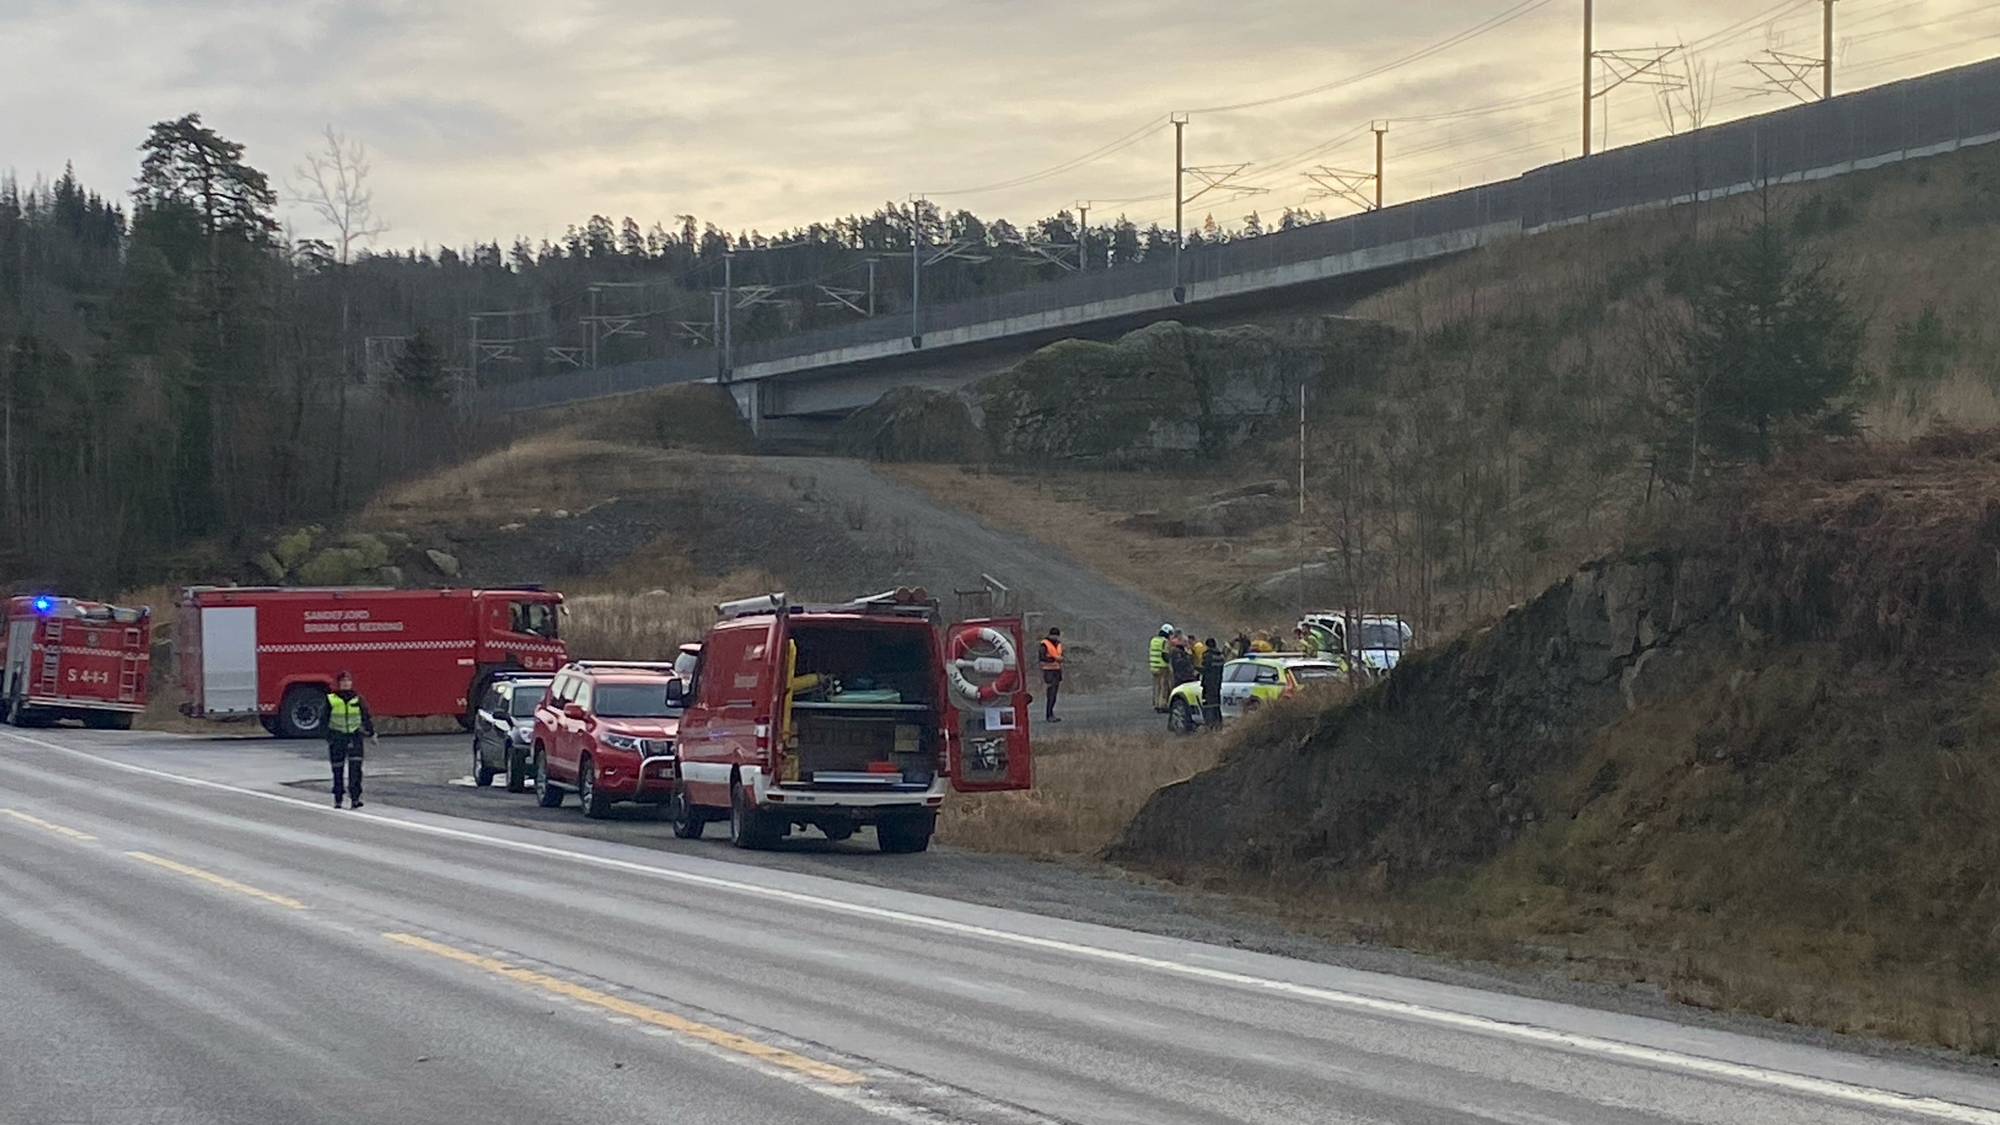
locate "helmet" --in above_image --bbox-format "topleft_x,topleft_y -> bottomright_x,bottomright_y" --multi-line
1159,623 -> 1175,636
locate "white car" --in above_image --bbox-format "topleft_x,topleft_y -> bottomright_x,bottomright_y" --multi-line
1300,613 -> 1413,674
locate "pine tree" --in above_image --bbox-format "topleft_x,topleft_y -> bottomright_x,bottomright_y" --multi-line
391,326 -> 448,402
1664,211 -> 1864,473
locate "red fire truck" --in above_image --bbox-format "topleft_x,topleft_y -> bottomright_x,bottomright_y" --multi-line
177,586 -> 567,738
2,595 -> 153,730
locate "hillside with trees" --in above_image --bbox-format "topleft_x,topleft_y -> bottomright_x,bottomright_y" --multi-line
0,115 -> 1316,589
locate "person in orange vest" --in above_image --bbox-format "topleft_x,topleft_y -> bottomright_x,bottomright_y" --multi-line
1037,627 -> 1065,723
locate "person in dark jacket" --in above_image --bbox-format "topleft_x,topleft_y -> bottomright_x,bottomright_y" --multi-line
326,670 -> 376,809
1199,638 -> 1226,728
1230,632 -> 1252,659
1167,632 -> 1197,687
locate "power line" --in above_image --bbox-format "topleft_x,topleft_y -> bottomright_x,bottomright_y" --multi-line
928,116 -> 1176,197
1185,0 -> 1562,114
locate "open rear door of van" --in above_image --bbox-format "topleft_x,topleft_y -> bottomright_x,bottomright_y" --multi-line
944,616 -> 1033,792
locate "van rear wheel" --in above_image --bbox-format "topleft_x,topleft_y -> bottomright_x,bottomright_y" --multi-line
728,781 -> 778,850
877,811 -> 935,854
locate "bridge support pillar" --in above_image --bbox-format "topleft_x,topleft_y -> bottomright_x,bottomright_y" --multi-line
731,381 -> 764,436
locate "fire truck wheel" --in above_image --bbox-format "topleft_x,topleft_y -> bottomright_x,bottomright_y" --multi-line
876,811 -> 935,854
669,791 -> 706,840
534,749 -> 565,808
277,685 -> 328,739
577,755 -> 612,819
83,712 -> 133,731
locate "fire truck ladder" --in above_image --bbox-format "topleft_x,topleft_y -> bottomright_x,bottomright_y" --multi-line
39,621 -> 62,691
120,649 -> 141,703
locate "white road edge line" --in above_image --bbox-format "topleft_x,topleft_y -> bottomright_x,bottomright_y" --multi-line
6,730 -> 1994,1124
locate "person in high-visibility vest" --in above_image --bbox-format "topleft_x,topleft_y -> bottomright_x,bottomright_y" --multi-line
326,670 -> 376,809
1037,627 -> 1065,723
1149,624 -> 1173,713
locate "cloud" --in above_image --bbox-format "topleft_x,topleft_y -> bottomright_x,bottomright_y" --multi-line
1,0 -> 1990,247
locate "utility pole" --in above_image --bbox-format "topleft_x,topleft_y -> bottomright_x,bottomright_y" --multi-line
1582,0 -> 1594,157
1078,202 -> 1093,270
910,196 -> 924,345
710,290 -> 723,377
587,287 -> 599,370
1172,112 -> 1188,297
865,257 -> 877,316
1372,122 -> 1389,209
1823,0 -> 1835,99
467,315 -> 480,386
722,251 -> 734,382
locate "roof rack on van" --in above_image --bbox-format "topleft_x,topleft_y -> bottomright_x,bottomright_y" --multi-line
714,588 -> 939,621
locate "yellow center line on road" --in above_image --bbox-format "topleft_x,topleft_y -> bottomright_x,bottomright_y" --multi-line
382,932 -> 864,1087
125,851 -> 308,911
1,807 -> 97,842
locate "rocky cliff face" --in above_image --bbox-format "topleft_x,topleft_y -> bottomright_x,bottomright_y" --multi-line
1112,434 -> 2000,888
836,317 -> 1399,466
1111,550 -> 1730,883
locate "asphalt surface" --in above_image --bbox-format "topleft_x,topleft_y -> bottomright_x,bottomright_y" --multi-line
6,726 -> 2000,1125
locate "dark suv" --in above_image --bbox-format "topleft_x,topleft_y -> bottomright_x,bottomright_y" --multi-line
531,662 -> 680,819
471,673 -> 552,792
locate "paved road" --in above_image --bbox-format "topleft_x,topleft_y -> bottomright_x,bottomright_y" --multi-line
5,726 -> 1999,1125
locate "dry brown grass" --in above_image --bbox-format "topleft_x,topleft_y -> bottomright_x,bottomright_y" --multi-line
880,463 -> 1305,634
562,566 -> 783,661
939,727 -> 1233,857
359,433 -> 709,529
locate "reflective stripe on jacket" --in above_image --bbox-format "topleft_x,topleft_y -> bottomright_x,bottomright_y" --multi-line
1147,635 -> 1168,672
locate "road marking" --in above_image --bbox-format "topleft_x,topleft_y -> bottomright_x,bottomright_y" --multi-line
383,932 -> 862,1086
125,851 -> 308,911
0,807 -> 97,842
8,730 -> 1999,1124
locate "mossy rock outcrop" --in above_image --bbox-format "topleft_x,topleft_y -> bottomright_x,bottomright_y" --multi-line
974,321 -> 1314,464
835,387 -> 988,463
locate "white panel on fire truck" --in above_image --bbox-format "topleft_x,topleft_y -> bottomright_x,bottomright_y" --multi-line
3,619 -> 32,697
201,606 -> 259,715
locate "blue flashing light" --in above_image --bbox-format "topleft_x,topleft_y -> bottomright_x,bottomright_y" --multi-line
31,595 -> 57,615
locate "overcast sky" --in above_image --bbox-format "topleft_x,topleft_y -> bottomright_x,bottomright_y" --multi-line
2,0 -> 1989,248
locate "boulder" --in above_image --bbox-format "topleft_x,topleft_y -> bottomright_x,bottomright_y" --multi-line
974,321 -> 1315,465
835,386 -> 988,463
424,549 -> 461,579
374,565 -> 405,587
249,551 -> 286,583
271,528 -> 316,570
296,548 -> 369,586
1204,479 -> 1289,503
336,533 -> 391,571
1185,494 -> 1291,538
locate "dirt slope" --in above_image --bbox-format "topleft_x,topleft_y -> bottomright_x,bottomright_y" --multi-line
1112,431 -> 2000,1053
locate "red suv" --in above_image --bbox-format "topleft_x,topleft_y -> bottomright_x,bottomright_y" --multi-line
531,662 -> 680,818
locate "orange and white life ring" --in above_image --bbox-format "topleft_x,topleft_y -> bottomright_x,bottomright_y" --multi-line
946,625 -> 1019,704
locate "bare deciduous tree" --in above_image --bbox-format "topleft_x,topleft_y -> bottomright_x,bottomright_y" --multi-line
1656,49 -> 1718,136
291,126 -> 388,265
